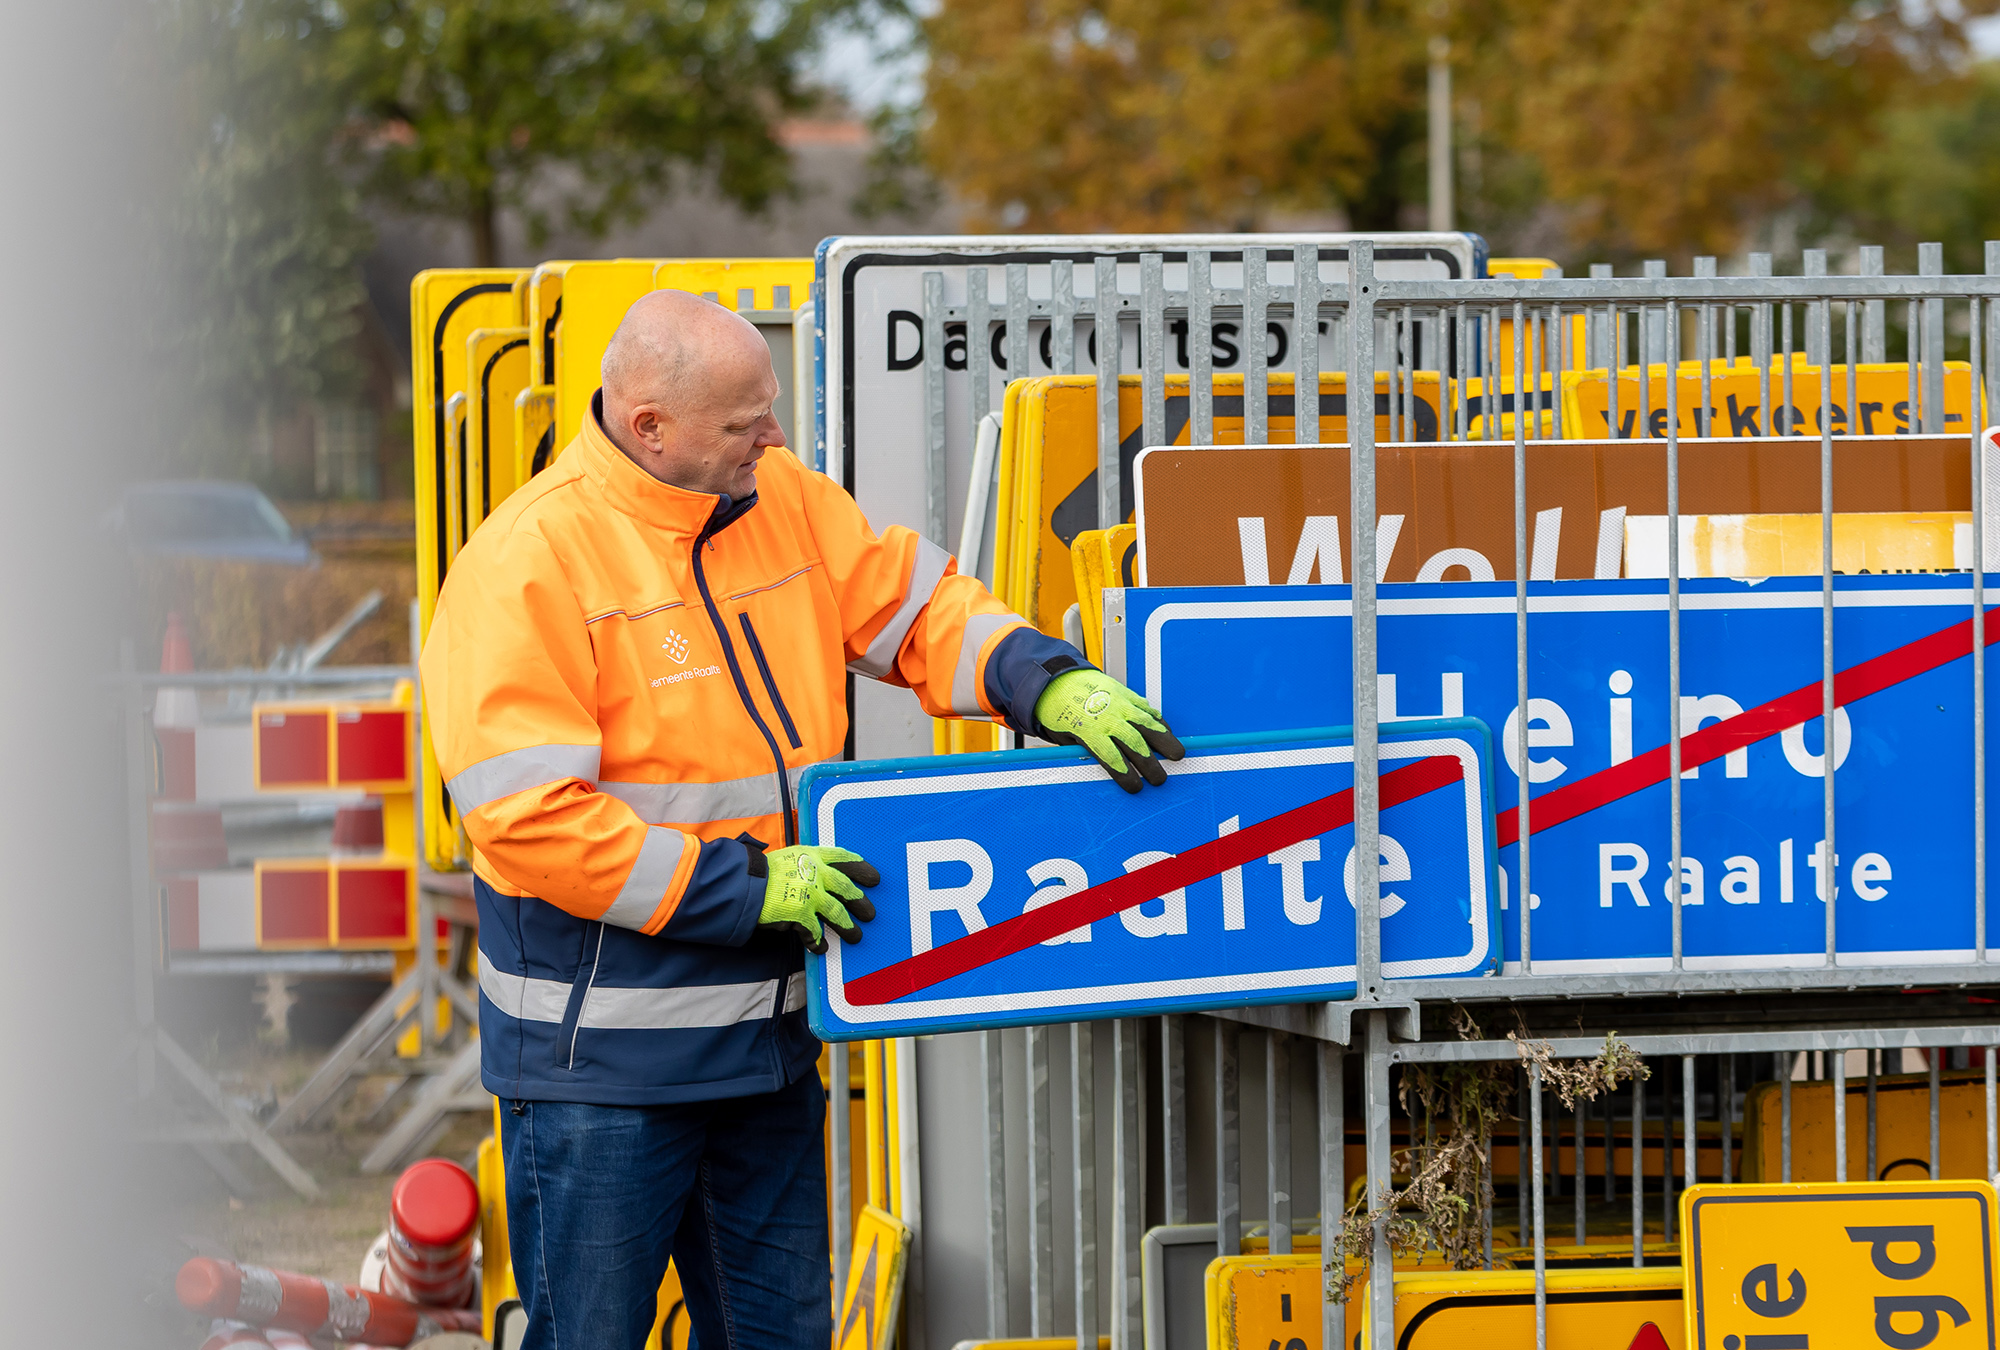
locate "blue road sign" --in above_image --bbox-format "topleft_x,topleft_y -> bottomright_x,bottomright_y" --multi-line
800,723 -> 1501,1040
1111,574 -> 1997,974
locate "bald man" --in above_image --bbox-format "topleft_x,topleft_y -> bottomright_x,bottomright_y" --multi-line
421,290 -> 1180,1349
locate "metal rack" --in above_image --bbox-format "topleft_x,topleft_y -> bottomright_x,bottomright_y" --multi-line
896,242 -> 2000,1350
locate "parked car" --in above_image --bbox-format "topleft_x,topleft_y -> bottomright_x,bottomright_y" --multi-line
109,481 -> 316,566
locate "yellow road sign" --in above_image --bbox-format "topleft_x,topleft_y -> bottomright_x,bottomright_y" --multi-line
465,327 -> 531,528
1743,1071 -> 1997,1183
550,258 -> 817,455
653,257 -> 811,313
1363,1268 -> 1685,1350
514,384 -> 556,488
410,268 -> 526,871
525,262 -> 576,387
1562,359 -> 1974,441
1683,1180 -> 1998,1350
837,1204 -> 910,1350
443,391 -> 469,561
1208,1256 -> 1682,1350
552,259 -> 663,451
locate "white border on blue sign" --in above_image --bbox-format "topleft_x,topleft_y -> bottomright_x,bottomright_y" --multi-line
816,735 -> 1491,1029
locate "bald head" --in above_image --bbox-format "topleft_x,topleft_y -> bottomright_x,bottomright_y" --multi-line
599,289 -> 784,497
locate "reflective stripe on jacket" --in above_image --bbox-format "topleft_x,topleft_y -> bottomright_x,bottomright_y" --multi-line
422,398 -> 1082,1104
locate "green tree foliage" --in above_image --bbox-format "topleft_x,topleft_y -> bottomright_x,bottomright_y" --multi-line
920,0 -> 1998,261
329,0 -> 864,266
161,0 -> 373,474
1824,62 -> 2000,275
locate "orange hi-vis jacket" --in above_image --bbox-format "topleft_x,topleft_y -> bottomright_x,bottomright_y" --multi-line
421,399 -> 1086,1103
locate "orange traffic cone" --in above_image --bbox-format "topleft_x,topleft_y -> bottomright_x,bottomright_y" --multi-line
154,611 -> 198,729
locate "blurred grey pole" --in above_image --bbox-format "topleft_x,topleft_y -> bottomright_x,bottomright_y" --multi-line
1427,36 -> 1453,232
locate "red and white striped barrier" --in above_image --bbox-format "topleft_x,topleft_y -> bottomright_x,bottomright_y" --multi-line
176,1256 -> 480,1345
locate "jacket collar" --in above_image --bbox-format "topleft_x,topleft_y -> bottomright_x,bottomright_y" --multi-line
574,390 -> 757,541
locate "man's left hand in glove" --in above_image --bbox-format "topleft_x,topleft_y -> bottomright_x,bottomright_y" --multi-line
1035,667 -> 1186,793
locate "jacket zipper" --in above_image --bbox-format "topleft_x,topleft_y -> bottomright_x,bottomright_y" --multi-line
738,613 -> 803,749
692,520 -> 797,846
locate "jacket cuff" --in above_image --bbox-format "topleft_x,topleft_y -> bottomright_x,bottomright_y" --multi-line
982,626 -> 1090,737
659,835 -> 767,947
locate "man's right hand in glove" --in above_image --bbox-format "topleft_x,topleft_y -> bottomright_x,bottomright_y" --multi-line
752,844 -> 880,954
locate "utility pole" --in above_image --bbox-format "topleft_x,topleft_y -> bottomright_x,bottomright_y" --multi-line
1427,35 -> 1453,232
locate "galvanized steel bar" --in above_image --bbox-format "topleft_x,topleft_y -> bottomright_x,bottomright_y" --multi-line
1668,298 -> 1684,970
1846,296 -> 1859,439
1113,1020 -> 1144,1350
1530,1063 -> 1547,1350
968,266 -> 992,456
1163,1016 -> 1189,1225
980,1031 -> 1007,1337
1644,260 -> 1667,363
1683,1056 -> 1697,1196
1608,304 -> 1622,441
1804,250 -> 1827,364
1141,253 -> 1166,457
1400,306 -> 1415,443
1456,302 -> 1470,440
1350,244 -> 1383,999
1631,1069 -> 1644,1267
1980,246 -> 1996,965
1245,249 -> 1269,446
1861,246 -> 1887,362
832,1041 -> 853,1292
1296,245 -> 1321,445
1365,1012 -> 1395,1346
1931,1056 -> 1943,1177
1603,1092 -> 1615,1205
1514,297 -> 1532,970
1052,260 -> 1076,376
1821,297 -> 1837,967
1073,1024 -> 1098,1350
1217,1018 -> 1241,1258
1722,1055 -> 1735,1185
1922,243 -> 1946,433
1189,252 -> 1214,445
1007,264 -> 1031,386
923,272 -> 948,545
1867,1051 -> 1880,1183
1751,254 -> 1773,435
1319,1042 -> 1345,1350
1268,1032 -> 1293,1255
1027,1026 -> 1056,1335
1781,1071 -> 1793,1182
1987,1048 -> 1998,1180
1909,300 -> 1921,437
1096,256 -> 1122,532
1833,1045 -> 1848,1182
1398,1024 -> 2000,1062
1574,1097 -> 1585,1245
1661,1063 -> 1674,1244
1552,303 -> 1568,440
1782,301 -> 1795,438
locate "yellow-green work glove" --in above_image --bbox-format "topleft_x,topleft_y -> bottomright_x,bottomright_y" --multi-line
751,844 -> 880,953
1035,668 -> 1186,793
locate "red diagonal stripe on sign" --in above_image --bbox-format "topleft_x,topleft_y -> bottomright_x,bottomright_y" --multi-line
1498,606 -> 1999,848
843,754 -> 1465,1006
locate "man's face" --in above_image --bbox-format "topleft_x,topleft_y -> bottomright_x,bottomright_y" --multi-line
623,338 -> 785,498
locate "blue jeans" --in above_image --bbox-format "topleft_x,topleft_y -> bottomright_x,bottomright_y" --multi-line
500,1069 -> 832,1350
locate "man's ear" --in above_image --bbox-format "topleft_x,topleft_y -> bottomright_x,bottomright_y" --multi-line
629,403 -> 665,452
